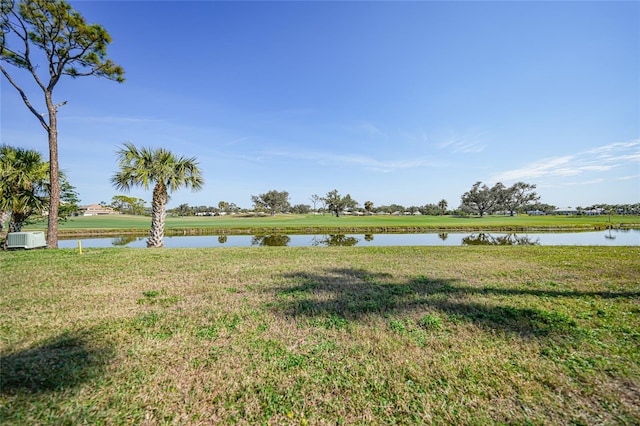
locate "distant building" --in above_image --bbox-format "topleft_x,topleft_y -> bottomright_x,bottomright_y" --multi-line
80,204 -> 116,216
583,208 -> 604,216
554,207 -> 578,215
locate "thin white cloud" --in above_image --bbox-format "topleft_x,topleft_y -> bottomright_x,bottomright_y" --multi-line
438,131 -> 486,154
583,141 -> 639,155
402,131 -> 430,145
492,139 -> 640,183
349,121 -> 386,138
266,149 -> 441,173
553,178 -> 606,187
616,173 -> 640,181
449,141 -> 485,154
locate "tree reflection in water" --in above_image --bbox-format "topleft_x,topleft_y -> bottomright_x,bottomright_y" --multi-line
312,234 -> 359,247
251,235 -> 291,246
111,235 -> 140,246
64,229 -> 636,249
462,233 -> 540,246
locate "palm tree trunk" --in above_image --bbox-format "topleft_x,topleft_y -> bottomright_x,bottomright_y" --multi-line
147,183 -> 167,248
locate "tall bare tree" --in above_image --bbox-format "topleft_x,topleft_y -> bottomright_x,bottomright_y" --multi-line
309,194 -> 322,214
1,0 -> 124,247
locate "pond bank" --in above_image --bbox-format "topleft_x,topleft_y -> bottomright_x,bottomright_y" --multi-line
58,229 -> 639,248
54,222 -> 639,238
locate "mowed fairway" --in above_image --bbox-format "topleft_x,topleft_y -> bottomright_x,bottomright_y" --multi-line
1,246 -> 638,424
26,213 -> 640,236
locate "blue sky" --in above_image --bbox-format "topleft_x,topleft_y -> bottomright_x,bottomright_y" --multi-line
2,0 -> 639,210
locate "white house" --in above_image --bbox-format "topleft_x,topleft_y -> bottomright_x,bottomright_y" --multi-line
554,207 -> 578,215
80,204 -> 116,216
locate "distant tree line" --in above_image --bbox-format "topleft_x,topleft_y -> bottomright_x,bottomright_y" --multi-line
159,184 -> 639,218
107,195 -> 147,215
580,204 -> 640,215
164,186 -> 535,217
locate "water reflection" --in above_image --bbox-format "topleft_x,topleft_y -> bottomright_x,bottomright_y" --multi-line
251,235 -> 291,246
462,233 -> 540,246
111,235 -> 140,246
57,228 -> 639,249
312,234 -> 360,247
243,234 -> 362,247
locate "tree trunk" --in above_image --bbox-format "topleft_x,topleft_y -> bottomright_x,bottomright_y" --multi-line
11,210 -> 28,232
46,96 -> 59,248
0,211 -> 7,233
147,183 -> 167,248
1,211 -> 9,250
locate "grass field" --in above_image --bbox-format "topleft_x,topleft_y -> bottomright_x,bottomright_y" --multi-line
1,246 -> 638,424
22,213 -> 640,236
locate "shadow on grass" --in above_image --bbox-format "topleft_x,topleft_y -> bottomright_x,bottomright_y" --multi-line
272,268 -> 636,337
450,286 -> 640,300
0,330 -> 114,394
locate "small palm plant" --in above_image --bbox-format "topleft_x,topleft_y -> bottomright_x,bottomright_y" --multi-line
0,145 -> 49,234
111,143 -> 204,247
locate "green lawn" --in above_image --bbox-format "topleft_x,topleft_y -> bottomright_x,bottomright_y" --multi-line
1,246 -> 638,424
23,213 -> 640,236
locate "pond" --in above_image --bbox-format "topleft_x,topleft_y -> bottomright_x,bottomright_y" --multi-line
58,229 -> 640,248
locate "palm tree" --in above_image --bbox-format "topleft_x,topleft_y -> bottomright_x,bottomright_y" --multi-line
364,200 -> 374,215
111,143 -> 204,248
0,145 -> 49,236
438,199 -> 448,216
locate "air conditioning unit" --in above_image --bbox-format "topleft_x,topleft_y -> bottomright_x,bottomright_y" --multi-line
6,232 -> 47,249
